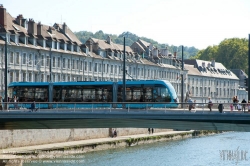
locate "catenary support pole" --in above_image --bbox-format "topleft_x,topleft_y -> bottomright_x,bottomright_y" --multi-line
248,34 -> 250,101
123,36 -> 126,103
181,45 -> 184,108
4,36 -> 8,109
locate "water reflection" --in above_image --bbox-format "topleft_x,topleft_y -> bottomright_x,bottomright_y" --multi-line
24,132 -> 250,166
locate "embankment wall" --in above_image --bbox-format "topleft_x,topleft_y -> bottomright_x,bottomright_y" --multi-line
0,128 -> 172,149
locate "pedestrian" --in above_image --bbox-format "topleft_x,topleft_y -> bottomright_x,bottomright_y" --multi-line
193,100 -> 196,109
13,95 -> 18,109
148,128 -> 151,134
0,96 -> 2,111
30,101 -> 36,112
208,97 -> 213,111
233,96 -> 238,110
241,99 -> 247,112
230,103 -> 233,112
248,101 -> 250,112
151,128 -> 154,134
114,129 -> 117,137
237,101 -> 242,112
187,98 -> 193,111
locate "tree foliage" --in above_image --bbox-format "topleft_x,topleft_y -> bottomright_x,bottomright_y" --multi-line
74,30 -> 199,59
192,38 -> 248,74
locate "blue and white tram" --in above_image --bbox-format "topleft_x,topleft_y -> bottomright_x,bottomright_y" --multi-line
8,80 -> 178,109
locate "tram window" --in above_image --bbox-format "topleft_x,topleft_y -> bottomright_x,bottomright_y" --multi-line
145,87 -> 152,101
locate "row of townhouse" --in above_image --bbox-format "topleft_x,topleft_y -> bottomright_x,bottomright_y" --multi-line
0,5 -> 246,104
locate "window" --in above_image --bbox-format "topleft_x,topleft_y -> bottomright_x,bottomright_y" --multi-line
72,59 -> 75,69
46,56 -> 49,66
89,62 -> 92,71
10,72 -> 13,82
29,72 -> 32,82
35,54 -> 38,65
80,61 -> 83,70
23,53 -> 26,64
16,71 -> 19,81
53,57 -> 55,67
68,59 -> 70,69
84,61 -> 87,71
115,65 -> 117,74
94,63 -> 97,72
76,60 -> 79,69
29,54 -> 32,65
111,65 -> 113,74
107,64 -> 109,73
99,64 -> 101,72
63,58 -> 65,68
41,55 -> 44,66
16,52 -> 19,64
103,64 -> 105,72
58,57 -> 61,68
35,74 -> 38,82
10,52 -> 14,63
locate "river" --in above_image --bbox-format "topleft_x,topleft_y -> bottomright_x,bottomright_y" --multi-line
23,132 -> 250,166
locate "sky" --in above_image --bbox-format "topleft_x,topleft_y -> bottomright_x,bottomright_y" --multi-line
2,0 -> 250,49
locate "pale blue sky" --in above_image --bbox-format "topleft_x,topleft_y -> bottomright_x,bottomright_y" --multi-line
2,0 -> 250,49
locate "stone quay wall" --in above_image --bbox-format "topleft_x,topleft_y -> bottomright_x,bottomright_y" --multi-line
0,128 -> 172,149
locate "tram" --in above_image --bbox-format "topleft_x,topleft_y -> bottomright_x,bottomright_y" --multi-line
8,80 -> 178,109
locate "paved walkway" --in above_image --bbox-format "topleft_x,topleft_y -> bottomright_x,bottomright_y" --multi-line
0,131 -> 193,156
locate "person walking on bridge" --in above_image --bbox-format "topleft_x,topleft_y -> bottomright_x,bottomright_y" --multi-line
187,98 -> 193,111
208,97 -> 213,112
0,96 -> 2,111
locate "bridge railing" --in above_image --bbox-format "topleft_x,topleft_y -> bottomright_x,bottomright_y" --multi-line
1,102 -> 249,114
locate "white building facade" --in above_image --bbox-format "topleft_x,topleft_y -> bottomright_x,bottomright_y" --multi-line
0,5 -> 244,104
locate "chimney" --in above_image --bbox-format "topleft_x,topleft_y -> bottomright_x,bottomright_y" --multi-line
28,18 -> 37,35
37,22 -> 42,35
0,5 -> 7,28
16,14 -> 23,26
107,36 -> 112,44
86,40 -> 93,52
211,59 -> 215,67
63,22 -> 67,34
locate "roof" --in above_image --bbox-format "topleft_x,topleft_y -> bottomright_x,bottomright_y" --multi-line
184,59 -> 239,80
89,37 -> 134,53
0,9 -> 82,46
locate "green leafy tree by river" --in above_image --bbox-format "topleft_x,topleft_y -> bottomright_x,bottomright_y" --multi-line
192,38 -> 248,74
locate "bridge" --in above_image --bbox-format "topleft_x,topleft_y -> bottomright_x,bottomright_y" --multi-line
1,107 -> 250,131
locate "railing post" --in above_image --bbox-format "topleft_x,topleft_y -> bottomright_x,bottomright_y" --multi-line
165,104 -> 166,113
110,104 -> 111,112
92,103 -> 93,113
74,103 -> 76,112
128,104 -> 129,112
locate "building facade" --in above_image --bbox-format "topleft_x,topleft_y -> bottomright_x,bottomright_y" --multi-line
0,5 -> 244,104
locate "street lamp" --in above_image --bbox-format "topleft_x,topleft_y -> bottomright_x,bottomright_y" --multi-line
181,45 -> 184,108
123,36 -> 126,103
1,35 -> 8,109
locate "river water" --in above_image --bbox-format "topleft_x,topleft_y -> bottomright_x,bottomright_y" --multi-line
24,132 -> 250,166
